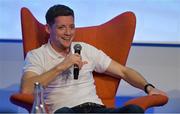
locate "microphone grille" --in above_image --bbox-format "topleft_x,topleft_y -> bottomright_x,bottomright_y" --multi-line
73,44 -> 82,51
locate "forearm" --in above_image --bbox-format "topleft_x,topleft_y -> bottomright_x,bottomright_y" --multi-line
123,67 -> 148,91
124,68 -> 168,96
21,53 -> 85,94
21,63 -> 66,94
106,60 -> 148,92
106,60 -> 167,95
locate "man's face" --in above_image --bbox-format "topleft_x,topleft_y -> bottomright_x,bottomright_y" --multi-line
48,16 -> 75,51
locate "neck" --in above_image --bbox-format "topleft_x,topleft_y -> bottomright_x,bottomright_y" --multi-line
50,41 -> 70,57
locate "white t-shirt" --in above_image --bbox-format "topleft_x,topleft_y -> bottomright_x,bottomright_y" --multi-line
23,41 -> 112,112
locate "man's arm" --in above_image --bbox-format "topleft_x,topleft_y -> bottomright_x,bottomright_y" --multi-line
21,53 -> 87,94
105,60 -> 167,95
21,65 -> 64,94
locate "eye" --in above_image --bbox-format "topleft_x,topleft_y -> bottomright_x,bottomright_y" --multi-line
70,25 -> 75,30
57,26 -> 65,30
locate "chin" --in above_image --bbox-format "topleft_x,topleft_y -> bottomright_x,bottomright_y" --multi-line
64,41 -> 72,46
63,43 -> 71,49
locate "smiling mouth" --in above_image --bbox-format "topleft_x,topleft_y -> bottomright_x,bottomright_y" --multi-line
62,37 -> 71,41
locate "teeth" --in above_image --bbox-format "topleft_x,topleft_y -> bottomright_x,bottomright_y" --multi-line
63,38 -> 70,40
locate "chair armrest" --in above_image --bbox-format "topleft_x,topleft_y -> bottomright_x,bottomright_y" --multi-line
10,93 -> 34,112
124,94 -> 168,111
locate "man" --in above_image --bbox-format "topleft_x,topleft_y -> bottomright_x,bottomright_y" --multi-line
21,4 -> 167,113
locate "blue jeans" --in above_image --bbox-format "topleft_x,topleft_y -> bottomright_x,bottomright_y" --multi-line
54,102 -> 144,113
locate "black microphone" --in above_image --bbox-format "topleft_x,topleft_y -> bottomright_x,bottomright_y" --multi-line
73,44 -> 82,80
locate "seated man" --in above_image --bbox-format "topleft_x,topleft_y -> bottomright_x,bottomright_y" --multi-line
21,4 -> 167,113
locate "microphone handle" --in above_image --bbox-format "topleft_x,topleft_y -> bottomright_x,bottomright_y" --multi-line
73,66 -> 79,80
75,50 -> 81,54
74,49 -> 80,79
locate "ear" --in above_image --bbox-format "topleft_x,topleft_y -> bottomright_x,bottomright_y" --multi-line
45,24 -> 51,34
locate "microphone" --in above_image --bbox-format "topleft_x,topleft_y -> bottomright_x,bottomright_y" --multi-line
73,44 -> 82,80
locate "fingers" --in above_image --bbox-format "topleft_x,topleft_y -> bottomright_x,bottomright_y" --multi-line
149,88 -> 168,97
65,53 -> 88,69
82,61 -> 88,65
73,54 -> 88,69
77,61 -> 88,69
74,60 -> 88,69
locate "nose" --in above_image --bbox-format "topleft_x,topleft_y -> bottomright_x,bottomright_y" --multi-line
65,28 -> 71,35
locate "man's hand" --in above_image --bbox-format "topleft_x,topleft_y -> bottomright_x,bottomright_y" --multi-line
148,87 -> 167,96
58,53 -> 88,71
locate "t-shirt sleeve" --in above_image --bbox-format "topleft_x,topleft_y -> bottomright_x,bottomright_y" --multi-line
23,51 -> 44,75
94,50 -> 112,73
85,43 -> 112,73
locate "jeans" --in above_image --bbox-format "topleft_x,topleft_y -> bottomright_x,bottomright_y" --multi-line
54,102 -> 144,113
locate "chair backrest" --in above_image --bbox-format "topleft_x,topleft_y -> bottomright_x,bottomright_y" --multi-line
21,7 -> 136,108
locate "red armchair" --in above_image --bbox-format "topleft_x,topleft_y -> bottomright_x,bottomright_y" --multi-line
10,7 -> 168,113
